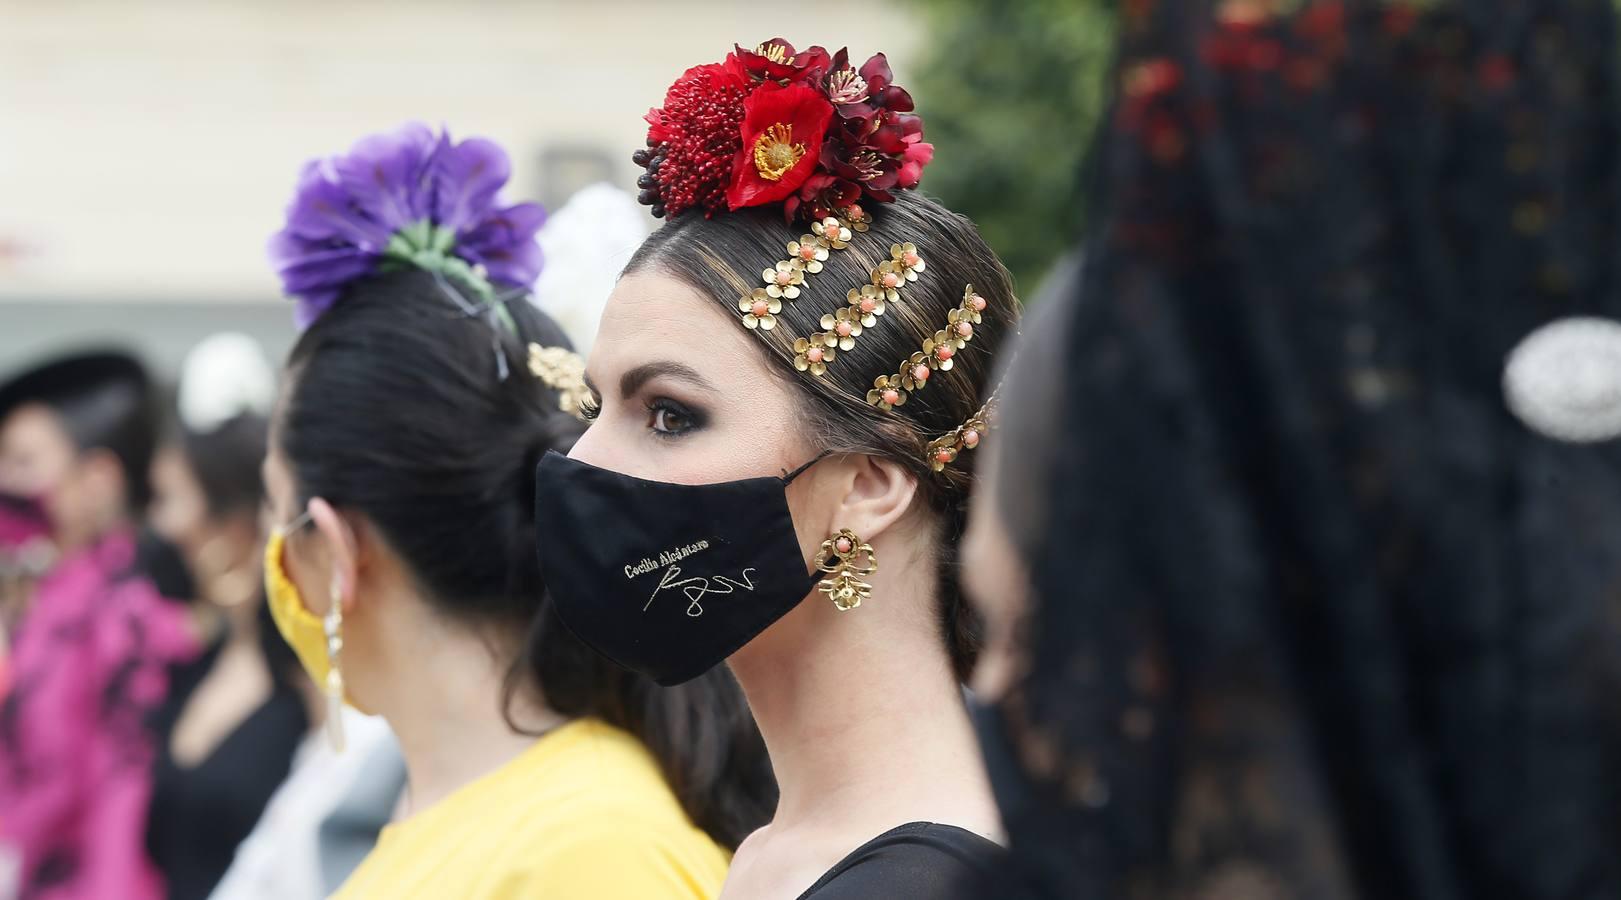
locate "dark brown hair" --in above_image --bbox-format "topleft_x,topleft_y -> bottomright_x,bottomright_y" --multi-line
626,192 -> 1021,679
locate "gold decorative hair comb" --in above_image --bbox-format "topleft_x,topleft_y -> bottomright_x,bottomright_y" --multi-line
526,343 -> 591,421
866,285 -> 987,410
737,213 -> 870,332
925,391 -> 997,472
728,207 -> 996,474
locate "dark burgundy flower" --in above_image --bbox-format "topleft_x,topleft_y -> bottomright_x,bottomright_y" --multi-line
789,173 -> 862,223
735,38 -> 831,84
860,53 -> 915,112
860,52 -> 893,95
824,48 -> 876,118
728,83 -> 835,209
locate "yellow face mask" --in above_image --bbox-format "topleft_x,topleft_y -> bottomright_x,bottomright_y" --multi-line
263,528 -> 338,694
265,520 -> 356,750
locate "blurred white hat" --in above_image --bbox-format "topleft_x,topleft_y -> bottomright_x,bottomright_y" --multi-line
178,332 -> 276,434
528,183 -> 652,353
1503,316 -> 1621,443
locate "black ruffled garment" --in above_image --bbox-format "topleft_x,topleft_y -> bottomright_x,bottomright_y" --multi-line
145,637 -> 307,900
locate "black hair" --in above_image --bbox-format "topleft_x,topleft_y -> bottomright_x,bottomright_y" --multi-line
180,413 -> 269,519
0,349 -> 157,511
170,405 -> 301,688
626,192 -> 1021,682
278,267 -> 775,849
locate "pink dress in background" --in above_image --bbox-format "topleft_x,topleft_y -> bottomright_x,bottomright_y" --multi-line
0,530 -> 199,900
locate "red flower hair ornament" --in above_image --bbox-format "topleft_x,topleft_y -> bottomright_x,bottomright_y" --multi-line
633,38 -> 933,224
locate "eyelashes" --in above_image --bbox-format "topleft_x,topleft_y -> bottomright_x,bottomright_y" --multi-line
648,397 -> 704,438
577,392 -> 705,439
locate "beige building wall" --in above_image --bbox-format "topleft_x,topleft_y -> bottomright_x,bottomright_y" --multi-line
0,0 -> 918,308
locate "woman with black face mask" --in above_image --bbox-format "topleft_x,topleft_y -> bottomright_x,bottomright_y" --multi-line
532,39 -> 1019,899
261,123 -> 773,899
960,1 -> 1621,897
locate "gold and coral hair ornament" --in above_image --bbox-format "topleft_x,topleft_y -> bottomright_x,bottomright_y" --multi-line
925,389 -> 998,472
737,212 -> 875,333
784,240 -> 929,376
865,284 -> 987,411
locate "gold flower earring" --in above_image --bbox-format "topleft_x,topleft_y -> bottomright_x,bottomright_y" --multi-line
325,572 -> 346,752
816,529 -> 877,611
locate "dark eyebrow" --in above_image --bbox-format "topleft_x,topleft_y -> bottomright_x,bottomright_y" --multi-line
619,361 -> 717,398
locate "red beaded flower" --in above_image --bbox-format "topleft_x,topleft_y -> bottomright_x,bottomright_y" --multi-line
635,39 -> 932,223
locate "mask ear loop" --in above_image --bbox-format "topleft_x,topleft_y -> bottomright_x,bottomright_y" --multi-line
779,450 -> 833,485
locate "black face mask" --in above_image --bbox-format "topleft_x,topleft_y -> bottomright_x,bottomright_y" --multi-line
533,451 -> 821,686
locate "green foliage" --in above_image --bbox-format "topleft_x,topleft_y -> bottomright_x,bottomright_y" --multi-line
910,0 -> 1116,296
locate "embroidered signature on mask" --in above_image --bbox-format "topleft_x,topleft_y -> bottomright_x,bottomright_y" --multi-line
645,565 -> 760,617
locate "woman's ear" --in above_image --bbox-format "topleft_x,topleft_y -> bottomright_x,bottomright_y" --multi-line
306,497 -> 358,615
825,454 -> 920,544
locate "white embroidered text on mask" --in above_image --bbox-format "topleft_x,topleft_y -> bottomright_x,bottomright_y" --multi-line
623,540 -> 712,580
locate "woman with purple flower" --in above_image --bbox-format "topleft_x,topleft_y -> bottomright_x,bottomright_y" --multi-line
262,123 -> 773,899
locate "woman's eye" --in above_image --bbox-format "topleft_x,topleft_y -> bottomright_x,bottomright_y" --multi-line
649,400 -> 699,436
578,394 -> 602,422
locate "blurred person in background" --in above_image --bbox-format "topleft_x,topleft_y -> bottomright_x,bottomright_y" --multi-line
203,699 -> 398,900
960,0 -> 1621,898
529,182 -> 652,353
261,123 -> 774,899
0,350 -> 200,900
534,37 -> 1016,899
144,333 -> 308,900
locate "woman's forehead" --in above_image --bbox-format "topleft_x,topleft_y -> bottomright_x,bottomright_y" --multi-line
591,271 -> 772,389
0,404 -> 73,454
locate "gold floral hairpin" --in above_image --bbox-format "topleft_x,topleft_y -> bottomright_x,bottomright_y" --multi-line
738,213 -> 870,332
526,343 -> 591,421
790,243 -> 929,376
866,284 -> 988,410
926,391 -> 997,472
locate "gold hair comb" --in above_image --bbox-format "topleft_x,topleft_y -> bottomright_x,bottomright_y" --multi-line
790,245 -> 929,376
925,391 -> 997,472
737,213 -> 870,331
727,205 -> 995,476
526,343 -> 591,421
866,284 -> 987,410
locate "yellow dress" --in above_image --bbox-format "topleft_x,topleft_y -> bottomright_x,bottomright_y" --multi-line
331,719 -> 731,899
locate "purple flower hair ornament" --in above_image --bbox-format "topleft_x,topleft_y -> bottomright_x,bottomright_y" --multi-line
269,122 -> 546,332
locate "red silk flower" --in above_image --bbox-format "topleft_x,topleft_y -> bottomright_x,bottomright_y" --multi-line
727,83 -> 835,210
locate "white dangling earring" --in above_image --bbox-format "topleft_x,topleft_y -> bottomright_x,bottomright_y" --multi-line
325,573 -> 347,752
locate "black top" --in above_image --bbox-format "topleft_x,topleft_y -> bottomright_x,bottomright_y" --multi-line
145,638 -> 307,900
796,822 -> 1004,899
